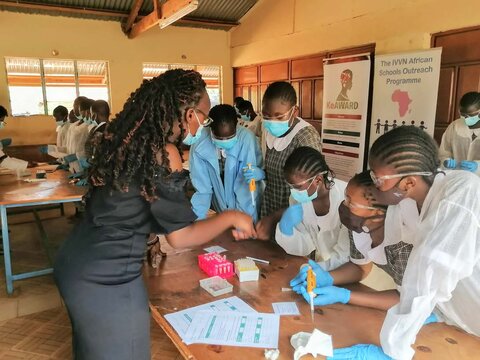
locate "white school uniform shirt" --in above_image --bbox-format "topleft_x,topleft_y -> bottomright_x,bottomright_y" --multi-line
48,122 -> 71,159
380,171 -> 480,360
275,179 -> 350,271
439,118 -> 480,175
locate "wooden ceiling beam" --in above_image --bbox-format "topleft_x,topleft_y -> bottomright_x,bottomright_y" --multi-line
122,0 -> 144,34
0,0 -> 238,32
128,0 -> 162,39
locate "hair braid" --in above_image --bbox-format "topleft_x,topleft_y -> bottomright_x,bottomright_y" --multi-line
88,69 -> 206,201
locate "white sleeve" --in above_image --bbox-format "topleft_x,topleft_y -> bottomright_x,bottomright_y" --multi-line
275,222 -> 316,257
318,225 -> 351,271
380,198 -> 480,360
0,155 -> 28,170
438,124 -> 454,165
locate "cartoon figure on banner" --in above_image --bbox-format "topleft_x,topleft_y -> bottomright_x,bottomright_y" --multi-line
376,119 -> 381,134
337,69 -> 353,101
374,118 -> 427,135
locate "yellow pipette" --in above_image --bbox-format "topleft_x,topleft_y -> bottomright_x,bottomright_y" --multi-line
307,266 -> 317,322
247,163 -> 256,207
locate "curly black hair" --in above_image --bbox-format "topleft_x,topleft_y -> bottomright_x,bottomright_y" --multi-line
88,69 -> 206,201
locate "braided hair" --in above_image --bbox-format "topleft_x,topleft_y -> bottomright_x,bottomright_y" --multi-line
209,104 -> 238,135
283,146 -> 335,189
89,69 -> 206,201
263,81 -> 297,107
348,171 -> 387,211
459,91 -> 480,109
369,126 -> 439,185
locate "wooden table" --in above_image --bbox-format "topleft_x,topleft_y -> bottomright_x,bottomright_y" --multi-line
146,235 -> 480,360
0,167 -> 86,294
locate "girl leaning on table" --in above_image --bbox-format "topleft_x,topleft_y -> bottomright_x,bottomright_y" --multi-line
53,69 -> 256,360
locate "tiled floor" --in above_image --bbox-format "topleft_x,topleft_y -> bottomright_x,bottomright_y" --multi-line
0,307 -> 181,359
0,204 -> 181,359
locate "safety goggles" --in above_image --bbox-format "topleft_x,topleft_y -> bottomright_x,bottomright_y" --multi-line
261,106 -> 295,121
286,171 -> 327,189
369,170 -> 433,188
211,132 -> 237,141
342,197 -> 383,211
459,109 -> 480,118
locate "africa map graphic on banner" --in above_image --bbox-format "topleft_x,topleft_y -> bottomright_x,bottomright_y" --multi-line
369,48 -> 442,145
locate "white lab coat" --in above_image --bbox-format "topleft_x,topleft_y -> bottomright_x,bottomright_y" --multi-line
67,122 -> 90,173
439,118 -> 480,175
47,122 -> 71,159
275,180 -> 350,271
380,171 -> 480,360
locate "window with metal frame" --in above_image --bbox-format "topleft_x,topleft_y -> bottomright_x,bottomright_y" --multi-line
5,57 -> 110,116
142,63 -> 222,107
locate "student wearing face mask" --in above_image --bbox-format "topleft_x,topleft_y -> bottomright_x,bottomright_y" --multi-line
233,96 -> 244,116
249,82 -> 322,241
68,98 -> 94,175
0,105 -> 12,150
334,126 -> 480,360
289,170 -> 415,309
439,91 -> 480,174
237,100 -> 262,137
39,105 -> 70,159
189,104 -> 263,222
274,147 -> 349,268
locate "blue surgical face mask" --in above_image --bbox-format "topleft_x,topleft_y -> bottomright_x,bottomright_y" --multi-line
263,119 -> 291,137
75,113 -> 83,120
56,121 -> 64,127
212,135 -> 238,150
463,114 -> 480,127
240,114 -> 251,122
182,111 -> 204,146
262,107 -> 294,137
289,175 -> 320,203
0,121 -> 5,129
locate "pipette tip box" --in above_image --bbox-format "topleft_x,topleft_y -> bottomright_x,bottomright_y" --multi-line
234,258 -> 260,282
198,252 -> 234,278
199,276 -> 233,297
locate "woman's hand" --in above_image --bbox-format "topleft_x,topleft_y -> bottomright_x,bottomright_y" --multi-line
255,215 -> 276,241
230,211 -> 257,240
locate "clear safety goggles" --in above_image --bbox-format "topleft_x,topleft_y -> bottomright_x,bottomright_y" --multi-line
286,171 -> 327,189
342,196 -> 383,211
369,170 -> 433,188
261,107 -> 295,121
459,109 -> 480,118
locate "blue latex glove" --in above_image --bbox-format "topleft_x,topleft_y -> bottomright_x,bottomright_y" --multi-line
243,165 -> 265,182
290,259 -> 333,293
68,172 -> 83,179
279,204 -> 303,236
327,344 -> 392,360
56,163 -> 69,171
64,154 -> 77,163
443,158 -> 456,169
300,285 -> 350,306
78,157 -> 90,170
1,138 -> 12,148
424,312 -> 438,325
38,145 -> 48,154
75,178 -> 88,187
459,160 -> 478,172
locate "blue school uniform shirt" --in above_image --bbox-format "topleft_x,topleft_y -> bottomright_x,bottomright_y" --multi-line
189,126 -> 263,222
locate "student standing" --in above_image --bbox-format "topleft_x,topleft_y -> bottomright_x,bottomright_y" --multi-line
253,81 -> 322,240
190,104 -> 263,222
439,91 -> 480,174
274,147 -> 349,268
237,100 -> 262,137
53,70 -> 256,360
39,105 -> 70,159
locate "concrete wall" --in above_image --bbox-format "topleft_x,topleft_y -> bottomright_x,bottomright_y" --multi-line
0,11 -> 232,145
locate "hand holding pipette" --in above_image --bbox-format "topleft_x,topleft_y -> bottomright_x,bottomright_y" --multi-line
307,266 -> 317,322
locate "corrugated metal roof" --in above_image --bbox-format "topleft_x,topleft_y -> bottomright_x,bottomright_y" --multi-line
0,0 -> 258,28
6,57 -> 107,76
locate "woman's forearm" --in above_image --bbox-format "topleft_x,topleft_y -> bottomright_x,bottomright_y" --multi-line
330,262 -> 372,285
348,289 -> 400,311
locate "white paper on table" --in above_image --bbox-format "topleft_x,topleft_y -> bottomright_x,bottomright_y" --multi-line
291,329 -> 333,359
184,311 -> 280,349
164,296 -> 256,340
272,302 -> 300,316
203,245 -> 227,254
